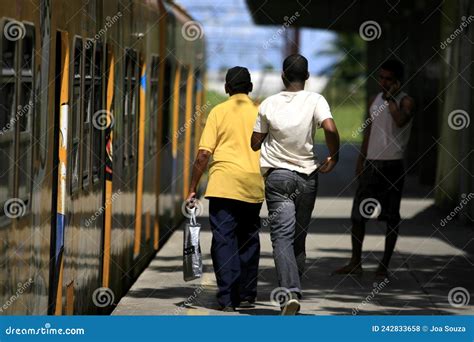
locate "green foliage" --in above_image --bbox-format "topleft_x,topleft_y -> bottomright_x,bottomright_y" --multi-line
318,32 -> 367,142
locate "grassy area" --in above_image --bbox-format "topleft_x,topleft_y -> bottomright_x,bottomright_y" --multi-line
330,100 -> 365,143
205,90 -> 365,143
205,90 -> 228,114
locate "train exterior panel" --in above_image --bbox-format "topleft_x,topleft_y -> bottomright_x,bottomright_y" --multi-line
0,0 -> 205,315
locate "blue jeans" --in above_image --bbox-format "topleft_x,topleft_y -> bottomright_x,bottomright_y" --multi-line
264,168 -> 318,297
208,198 -> 262,307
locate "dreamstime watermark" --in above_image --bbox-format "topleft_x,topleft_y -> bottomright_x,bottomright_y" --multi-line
174,286 -> 205,314
3,20 -> 26,41
359,20 -> 382,41
270,287 -> 291,306
85,189 -> 121,227
440,15 -> 474,50
175,100 -> 211,138
0,278 -> 34,313
92,109 -> 115,130
448,287 -> 470,308
181,198 -> 204,219
5,323 -> 85,336
85,12 -> 122,49
181,21 -> 204,41
262,11 -> 300,49
447,109 -> 470,130
0,100 -> 35,136
92,287 -> 115,307
262,189 -> 300,227
3,198 -> 27,219
359,197 -> 382,219
438,193 -> 473,228
352,100 -> 388,138
352,278 -> 390,315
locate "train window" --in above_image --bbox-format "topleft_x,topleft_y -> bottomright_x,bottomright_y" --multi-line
148,55 -> 159,155
190,69 -> 201,159
123,49 -> 138,165
92,42 -> 103,183
123,51 -> 130,165
82,39 -> 94,189
179,65 -> 189,141
129,50 -> 138,162
1,32 -> 15,73
0,21 -> 35,217
70,38 -> 83,194
0,21 -> 17,216
160,59 -> 172,146
17,24 -> 35,201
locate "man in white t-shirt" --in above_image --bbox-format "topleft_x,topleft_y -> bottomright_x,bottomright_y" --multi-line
335,59 -> 415,278
251,54 -> 340,315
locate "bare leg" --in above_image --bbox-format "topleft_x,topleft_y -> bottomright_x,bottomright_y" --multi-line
334,220 -> 365,275
376,221 -> 400,276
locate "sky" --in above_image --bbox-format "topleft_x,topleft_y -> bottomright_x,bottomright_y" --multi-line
175,0 -> 337,74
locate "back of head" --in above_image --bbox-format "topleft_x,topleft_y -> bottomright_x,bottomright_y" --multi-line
225,66 -> 252,95
380,59 -> 404,82
283,54 -> 309,83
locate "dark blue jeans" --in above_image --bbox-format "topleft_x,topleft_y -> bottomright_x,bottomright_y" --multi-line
264,168 -> 318,298
208,197 -> 262,308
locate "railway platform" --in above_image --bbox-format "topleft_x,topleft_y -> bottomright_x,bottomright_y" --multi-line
113,145 -> 474,316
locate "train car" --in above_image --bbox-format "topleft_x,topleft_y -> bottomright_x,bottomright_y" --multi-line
0,0 -> 205,315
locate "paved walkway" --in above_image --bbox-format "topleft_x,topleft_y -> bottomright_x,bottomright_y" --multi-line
113,144 -> 473,316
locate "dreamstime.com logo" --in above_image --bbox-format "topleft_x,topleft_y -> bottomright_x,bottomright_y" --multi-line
175,101 -> 211,138
262,11 -> 300,49
92,110 -> 115,130
448,287 -> 470,308
438,193 -> 473,228
270,287 -> 291,307
181,21 -> 204,41
262,189 -> 300,227
4,323 -> 85,336
3,198 -> 27,219
440,15 -> 474,50
359,20 -> 381,41
0,278 -> 34,313
3,20 -> 26,41
447,109 -> 470,130
85,189 -> 121,227
85,11 -> 122,49
92,287 -> 115,308
182,198 -> 204,219
359,198 -> 381,219
352,100 -> 388,138
174,286 -> 205,314
352,278 -> 390,315
0,100 -> 35,136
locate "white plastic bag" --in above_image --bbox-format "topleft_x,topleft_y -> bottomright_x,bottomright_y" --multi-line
183,207 -> 203,281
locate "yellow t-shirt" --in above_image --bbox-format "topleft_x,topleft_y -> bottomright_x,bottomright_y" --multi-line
199,93 -> 264,203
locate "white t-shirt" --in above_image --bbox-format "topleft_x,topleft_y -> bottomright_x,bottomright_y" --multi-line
366,91 -> 413,160
253,90 -> 333,175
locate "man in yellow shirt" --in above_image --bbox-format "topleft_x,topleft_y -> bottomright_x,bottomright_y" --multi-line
186,67 -> 264,311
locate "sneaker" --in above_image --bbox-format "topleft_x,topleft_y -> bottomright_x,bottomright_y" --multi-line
220,306 -> 236,312
280,293 -> 300,316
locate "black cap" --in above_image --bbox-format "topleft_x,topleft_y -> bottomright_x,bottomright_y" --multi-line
225,66 -> 251,88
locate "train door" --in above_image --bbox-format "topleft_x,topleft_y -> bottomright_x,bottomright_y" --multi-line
50,30 -> 69,315
101,45 -> 114,288
122,49 -> 139,256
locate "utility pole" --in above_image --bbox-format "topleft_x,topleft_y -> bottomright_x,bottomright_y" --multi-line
283,27 -> 300,57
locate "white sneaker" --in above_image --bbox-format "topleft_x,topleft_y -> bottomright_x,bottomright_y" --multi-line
281,298 -> 300,315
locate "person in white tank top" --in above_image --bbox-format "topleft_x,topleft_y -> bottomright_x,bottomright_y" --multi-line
335,59 -> 415,277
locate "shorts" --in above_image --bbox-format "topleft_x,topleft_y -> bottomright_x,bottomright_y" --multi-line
351,159 -> 405,224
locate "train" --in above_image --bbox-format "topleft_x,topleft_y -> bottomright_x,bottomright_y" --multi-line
0,0 -> 205,314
